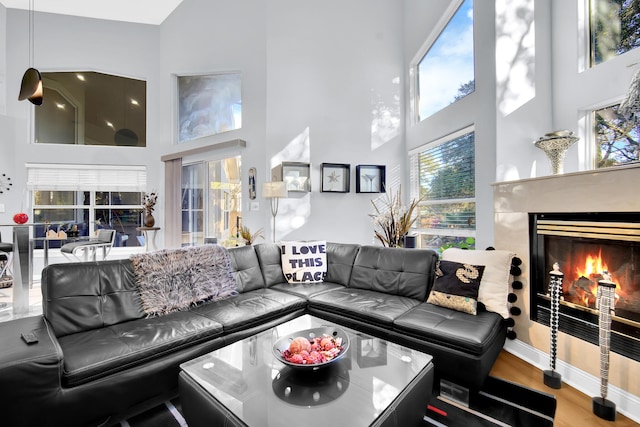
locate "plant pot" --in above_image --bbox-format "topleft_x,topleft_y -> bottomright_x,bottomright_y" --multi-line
143,213 -> 155,228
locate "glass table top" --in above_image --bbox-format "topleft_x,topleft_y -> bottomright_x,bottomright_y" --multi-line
180,314 -> 433,427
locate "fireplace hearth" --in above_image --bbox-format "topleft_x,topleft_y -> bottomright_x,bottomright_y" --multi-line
530,212 -> 640,362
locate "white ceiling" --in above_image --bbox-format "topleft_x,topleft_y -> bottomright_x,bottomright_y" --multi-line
0,0 -> 184,25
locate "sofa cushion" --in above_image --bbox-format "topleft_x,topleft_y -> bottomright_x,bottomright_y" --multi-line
325,242 -> 360,286
254,243 -> 287,287
271,282 -> 344,299
426,260 -> 485,315
59,311 -> 224,387
42,259 -> 145,337
191,289 -> 306,334
349,246 -> 438,300
227,245 -> 267,292
442,248 -> 515,319
309,288 -> 421,328
280,240 -> 327,283
393,302 -> 505,356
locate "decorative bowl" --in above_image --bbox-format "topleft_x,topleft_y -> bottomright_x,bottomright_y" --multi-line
272,326 -> 350,370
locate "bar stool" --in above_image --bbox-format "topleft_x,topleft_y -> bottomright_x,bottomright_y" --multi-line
0,231 -> 13,294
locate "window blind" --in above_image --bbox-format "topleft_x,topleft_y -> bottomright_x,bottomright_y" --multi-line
26,164 -> 147,191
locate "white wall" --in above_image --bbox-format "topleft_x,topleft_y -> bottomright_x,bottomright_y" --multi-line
403,0 -> 497,249
264,0 -> 404,243
0,9 -> 162,235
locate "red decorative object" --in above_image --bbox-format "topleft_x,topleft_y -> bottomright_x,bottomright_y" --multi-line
13,212 -> 29,224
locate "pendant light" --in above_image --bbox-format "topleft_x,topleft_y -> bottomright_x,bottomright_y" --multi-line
18,0 -> 43,105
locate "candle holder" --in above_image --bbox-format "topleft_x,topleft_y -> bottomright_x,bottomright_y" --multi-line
543,262 -> 563,389
592,275 -> 617,421
534,131 -> 579,175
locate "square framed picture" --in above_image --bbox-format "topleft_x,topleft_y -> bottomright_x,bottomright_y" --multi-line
321,163 -> 350,193
356,165 -> 386,193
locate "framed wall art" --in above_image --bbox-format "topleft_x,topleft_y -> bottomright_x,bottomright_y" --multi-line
321,163 -> 350,193
272,162 -> 311,192
356,165 -> 385,193
177,72 -> 242,143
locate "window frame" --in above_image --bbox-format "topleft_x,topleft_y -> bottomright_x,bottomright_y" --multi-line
409,125 -> 477,251
409,0 -> 475,123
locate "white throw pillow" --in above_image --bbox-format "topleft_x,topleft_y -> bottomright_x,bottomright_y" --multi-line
280,241 -> 327,283
441,248 -> 515,318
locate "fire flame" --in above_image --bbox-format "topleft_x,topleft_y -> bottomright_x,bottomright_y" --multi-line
572,249 -> 619,307
575,249 -> 609,278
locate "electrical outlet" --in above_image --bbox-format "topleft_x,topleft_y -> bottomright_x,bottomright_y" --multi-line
249,201 -> 259,211
0,203 -> 5,213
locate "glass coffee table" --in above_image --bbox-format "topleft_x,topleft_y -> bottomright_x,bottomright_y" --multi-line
179,314 -> 433,427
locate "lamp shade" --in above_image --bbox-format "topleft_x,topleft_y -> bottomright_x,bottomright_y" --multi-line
18,67 -> 43,105
263,181 -> 287,198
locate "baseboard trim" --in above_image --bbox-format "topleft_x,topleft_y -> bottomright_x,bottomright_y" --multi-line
504,339 -> 640,423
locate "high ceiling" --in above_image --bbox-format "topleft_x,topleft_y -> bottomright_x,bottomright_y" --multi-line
0,0 -> 183,25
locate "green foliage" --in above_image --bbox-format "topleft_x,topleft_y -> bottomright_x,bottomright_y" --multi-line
439,237 -> 476,254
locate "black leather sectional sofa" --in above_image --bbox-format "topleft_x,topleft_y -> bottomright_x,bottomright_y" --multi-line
0,242 -> 507,427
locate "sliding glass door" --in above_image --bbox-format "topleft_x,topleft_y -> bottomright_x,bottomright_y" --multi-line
181,156 -> 242,247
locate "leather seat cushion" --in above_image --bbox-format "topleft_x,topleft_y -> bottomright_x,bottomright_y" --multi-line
191,289 -> 306,333
309,288 -> 421,328
59,311 -> 224,387
271,282 -> 344,299
393,303 -> 505,355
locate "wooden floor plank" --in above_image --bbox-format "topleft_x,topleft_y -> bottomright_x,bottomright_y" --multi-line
490,350 -> 639,427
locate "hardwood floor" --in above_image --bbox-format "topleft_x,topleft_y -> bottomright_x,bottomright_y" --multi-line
490,350 -> 639,427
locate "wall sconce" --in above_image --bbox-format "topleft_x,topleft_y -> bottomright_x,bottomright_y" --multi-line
262,181 -> 287,242
18,0 -> 43,105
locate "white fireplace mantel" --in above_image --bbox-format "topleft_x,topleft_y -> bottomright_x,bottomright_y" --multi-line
492,163 -> 640,422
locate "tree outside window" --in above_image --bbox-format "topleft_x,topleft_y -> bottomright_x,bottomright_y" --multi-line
594,104 -> 639,167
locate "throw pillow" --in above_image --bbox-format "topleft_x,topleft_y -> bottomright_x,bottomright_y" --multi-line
442,248 -> 515,319
427,260 -> 485,315
280,240 -> 327,283
130,245 -> 237,316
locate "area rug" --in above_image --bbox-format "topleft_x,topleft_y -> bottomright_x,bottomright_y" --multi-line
123,376 -> 555,427
424,376 -> 556,426
121,399 -> 186,427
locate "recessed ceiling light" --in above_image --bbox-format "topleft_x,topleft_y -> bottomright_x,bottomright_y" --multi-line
76,74 -> 85,81
56,103 -> 66,109
105,121 -> 114,129
130,99 -> 139,106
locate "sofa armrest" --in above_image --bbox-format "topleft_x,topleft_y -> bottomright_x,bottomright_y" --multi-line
0,316 -> 64,426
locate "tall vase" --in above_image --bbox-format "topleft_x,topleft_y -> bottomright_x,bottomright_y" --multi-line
143,213 -> 155,228
534,131 -> 579,175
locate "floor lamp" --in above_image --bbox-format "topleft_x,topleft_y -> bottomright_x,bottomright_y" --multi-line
263,181 -> 287,242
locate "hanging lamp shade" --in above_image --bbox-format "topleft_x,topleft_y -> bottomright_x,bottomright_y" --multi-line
18,67 -> 43,105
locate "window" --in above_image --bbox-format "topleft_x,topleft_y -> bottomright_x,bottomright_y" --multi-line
32,191 -> 143,248
27,164 -> 147,247
593,104 -> 639,167
36,71 -> 146,146
182,156 -> 242,247
177,73 -> 242,143
590,0 -> 640,66
416,0 -> 475,120
409,128 -> 476,252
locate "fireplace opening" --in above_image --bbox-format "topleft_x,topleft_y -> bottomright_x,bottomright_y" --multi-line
530,212 -> 640,362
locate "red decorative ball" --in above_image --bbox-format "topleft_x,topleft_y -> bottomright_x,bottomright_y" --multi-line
13,212 -> 29,224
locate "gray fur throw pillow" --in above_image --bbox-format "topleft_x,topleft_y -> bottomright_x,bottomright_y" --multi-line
130,245 -> 237,316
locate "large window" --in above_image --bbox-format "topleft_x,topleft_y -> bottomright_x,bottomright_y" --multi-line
27,164 -> 147,247
416,0 -> 475,120
590,0 -> 640,66
182,156 -> 242,247
410,129 -> 476,252
32,191 -> 143,247
36,71 -> 146,146
593,104 -> 639,167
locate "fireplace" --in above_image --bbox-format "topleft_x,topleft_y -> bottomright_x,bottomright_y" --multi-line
529,212 -> 640,362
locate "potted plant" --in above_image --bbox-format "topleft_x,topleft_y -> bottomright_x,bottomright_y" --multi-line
142,191 -> 158,227
370,187 -> 421,248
